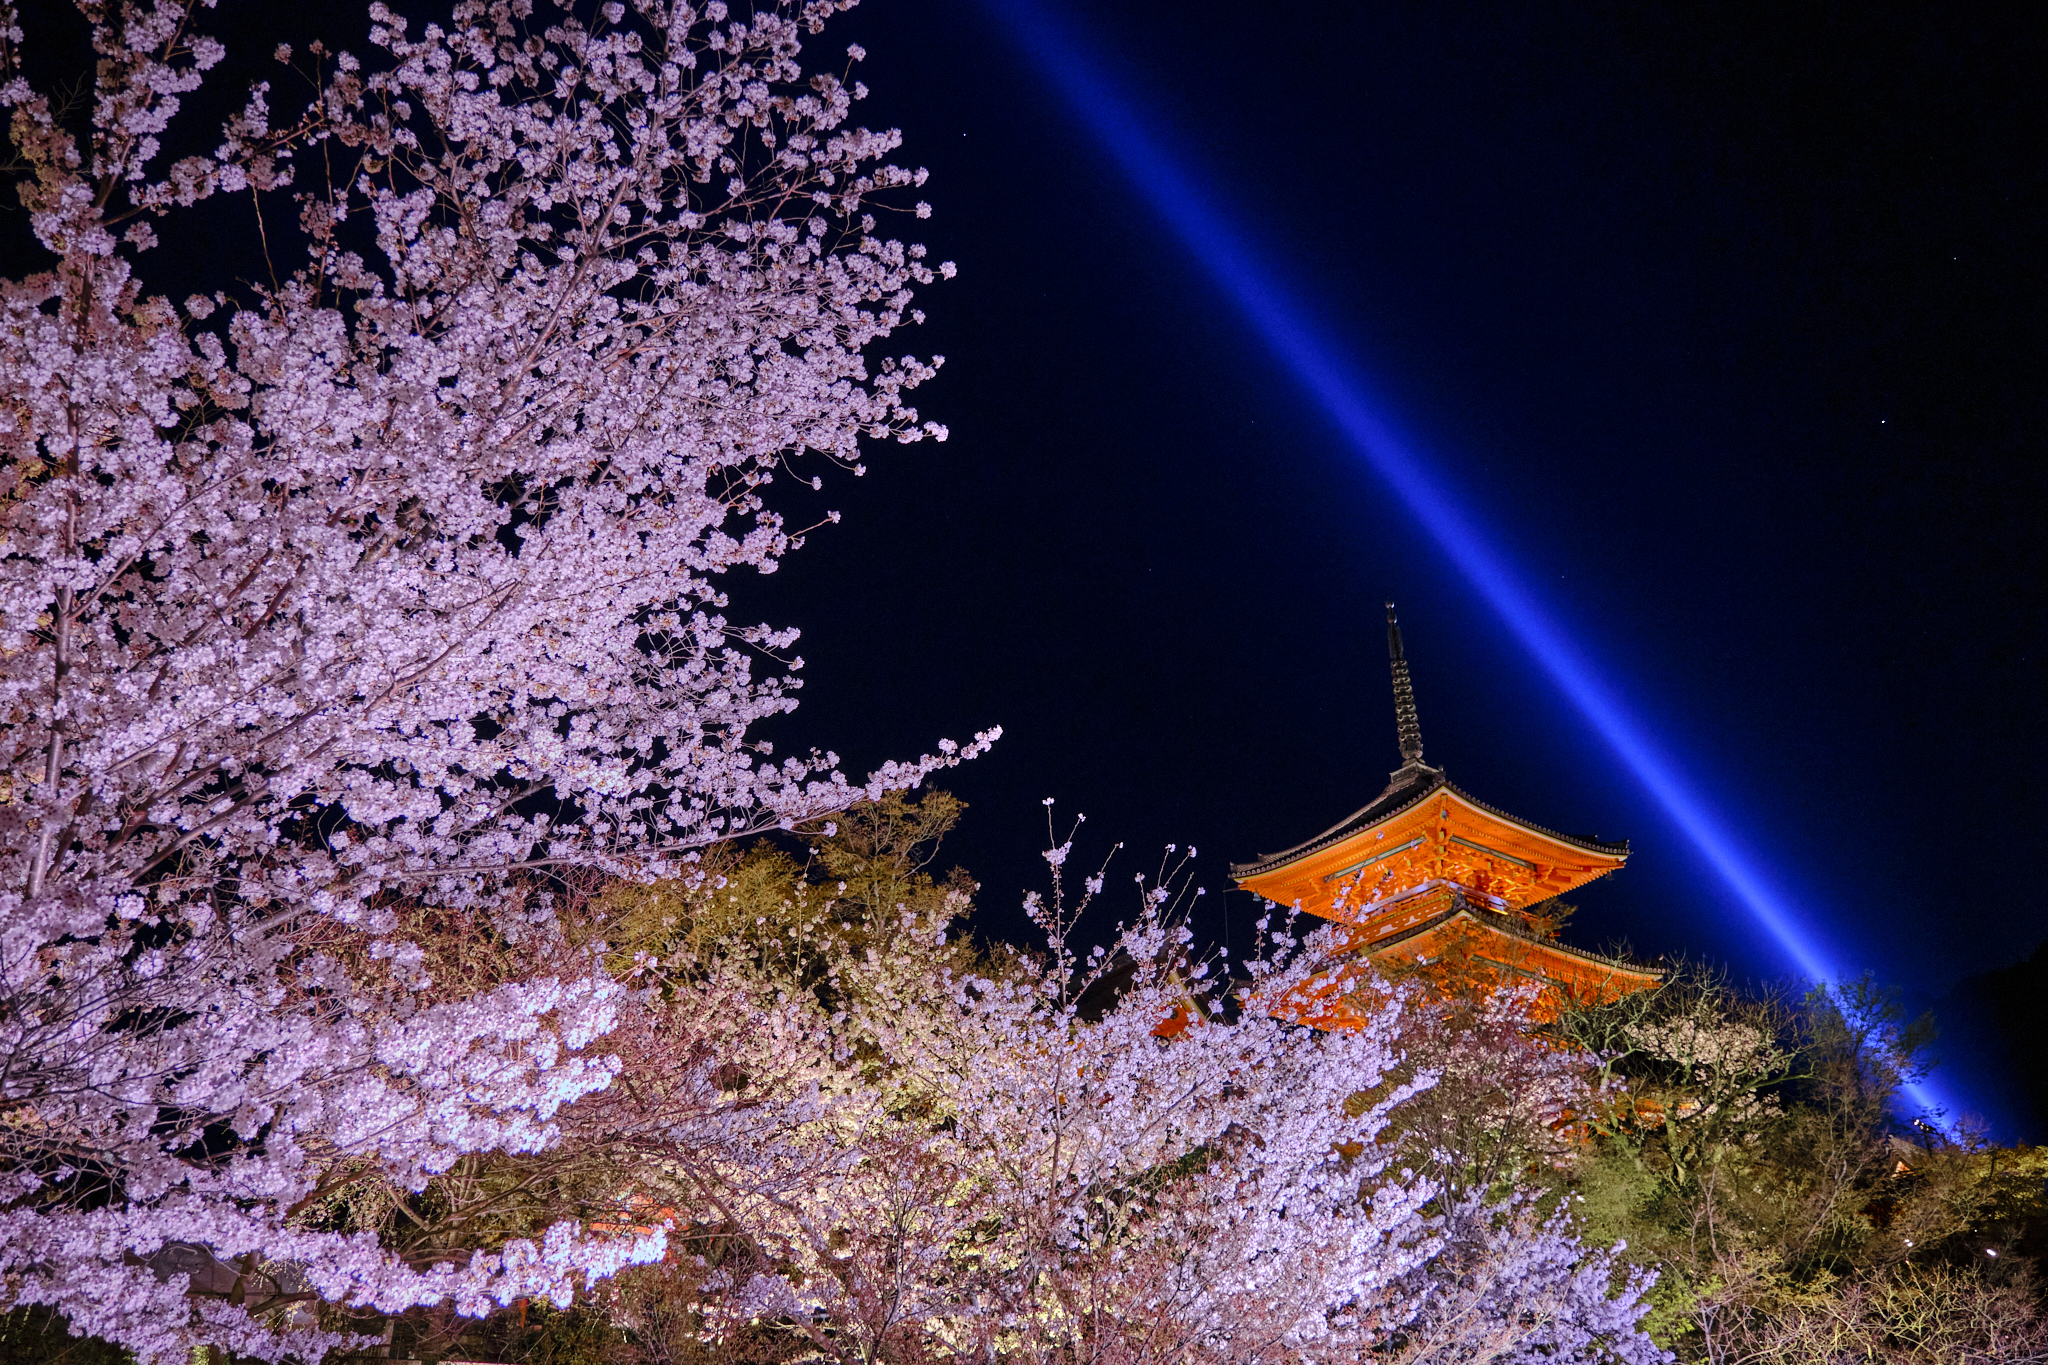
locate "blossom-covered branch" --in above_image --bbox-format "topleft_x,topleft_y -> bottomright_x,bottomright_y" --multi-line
0,0 -> 981,1356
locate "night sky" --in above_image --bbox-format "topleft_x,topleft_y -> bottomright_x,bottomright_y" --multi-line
9,3 -> 2045,1128
760,0 -> 2046,1129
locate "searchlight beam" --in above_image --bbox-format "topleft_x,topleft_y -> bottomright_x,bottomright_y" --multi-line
988,0 -> 1954,1120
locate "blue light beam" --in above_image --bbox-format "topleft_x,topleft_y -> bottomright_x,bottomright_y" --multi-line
989,0 -> 1957,1121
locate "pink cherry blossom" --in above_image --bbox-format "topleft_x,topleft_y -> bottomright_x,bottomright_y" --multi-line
0,0 -> 980,1356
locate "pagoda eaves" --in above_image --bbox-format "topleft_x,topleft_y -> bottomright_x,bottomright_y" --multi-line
1232,603 -> 1659,1011
1230,765 -> 1629,923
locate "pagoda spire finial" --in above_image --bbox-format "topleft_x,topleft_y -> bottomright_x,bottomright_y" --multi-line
1385,601 -> 1425,765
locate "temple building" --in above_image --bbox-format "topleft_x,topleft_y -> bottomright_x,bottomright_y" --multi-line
1231,604 -> 1659,1019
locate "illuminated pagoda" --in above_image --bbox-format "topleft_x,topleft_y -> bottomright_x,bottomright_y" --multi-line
1231,604 -> 1659,1019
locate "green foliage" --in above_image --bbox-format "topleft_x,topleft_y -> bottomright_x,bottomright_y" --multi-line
1552,964 -> 2048,1360
501,1298 -> 630,1365
594,790 -> 984,1006
0,1308 -> 133,1365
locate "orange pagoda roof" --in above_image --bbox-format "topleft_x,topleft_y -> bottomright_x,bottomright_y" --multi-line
1231,767 -> 1629,922
1231,604 -> 1659,1012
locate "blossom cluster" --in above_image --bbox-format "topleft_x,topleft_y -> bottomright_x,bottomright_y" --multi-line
627,827 -> 1670,1364
0,0 -> 980,1356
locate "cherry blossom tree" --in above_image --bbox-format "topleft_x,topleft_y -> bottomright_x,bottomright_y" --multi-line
591,817 -> 1670,1365
0,0 -> 987,1356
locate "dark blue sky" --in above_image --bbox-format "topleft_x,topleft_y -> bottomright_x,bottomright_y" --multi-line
9,0 -> 2041,1125
738,0 -> 2046,1124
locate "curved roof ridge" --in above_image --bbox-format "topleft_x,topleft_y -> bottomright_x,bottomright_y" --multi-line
1229,773 -> 1626,882
1229,772 -> 1445,879
1442,781 -> 1630,857
1359,905 -> 1660,977
1303,763 -> 1444,844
